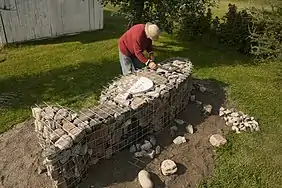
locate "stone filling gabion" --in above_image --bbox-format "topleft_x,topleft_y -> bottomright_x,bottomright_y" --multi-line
32,57 -> 193,188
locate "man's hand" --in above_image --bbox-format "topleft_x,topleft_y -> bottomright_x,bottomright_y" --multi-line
148,61 -> 157,70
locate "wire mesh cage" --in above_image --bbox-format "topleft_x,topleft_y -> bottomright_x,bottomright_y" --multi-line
32,57 -> 193,188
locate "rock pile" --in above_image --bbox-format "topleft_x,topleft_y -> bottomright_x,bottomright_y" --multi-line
219,107 -> 260,133
32,57 -> 193,188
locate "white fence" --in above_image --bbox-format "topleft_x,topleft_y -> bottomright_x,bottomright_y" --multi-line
0,0 -> 104,44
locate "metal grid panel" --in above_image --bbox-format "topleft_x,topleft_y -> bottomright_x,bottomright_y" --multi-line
32,57 -> 193,188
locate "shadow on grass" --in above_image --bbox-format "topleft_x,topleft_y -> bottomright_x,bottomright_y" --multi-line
6,10 -> 126,47
0,58 -> 121,111
155,38 -> 254,68
80,78 -> 229,188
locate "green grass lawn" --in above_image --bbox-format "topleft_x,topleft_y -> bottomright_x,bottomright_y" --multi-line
0,1 -> 282,188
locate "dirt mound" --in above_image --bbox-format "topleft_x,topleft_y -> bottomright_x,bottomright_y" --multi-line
0,78 -> 228,188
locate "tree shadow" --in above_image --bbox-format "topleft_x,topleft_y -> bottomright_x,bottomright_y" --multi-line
79,78 -> 229,188
155,38 -> 256,68
6,10 -> 126,47
0,58 -> 121,112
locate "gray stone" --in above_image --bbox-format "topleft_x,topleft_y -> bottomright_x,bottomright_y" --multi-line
59,149 -> 71,164
62,121 -> 77,133
174,119 -> 185,125
80,144 -> 88,155
71,143 -> 81,156
54,135 -> 73,150
69,127 -> 85,143
78,121 -> 92,133
42,145 -> 58,159
54,109 -> 68,121
155,145 -> 161,155
141,140 -> 153,151
50,128 -> 66,142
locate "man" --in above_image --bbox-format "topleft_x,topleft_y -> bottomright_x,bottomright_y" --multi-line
118,22 -> 161,75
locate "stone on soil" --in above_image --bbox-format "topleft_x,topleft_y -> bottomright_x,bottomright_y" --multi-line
161,159 -> 178,176
173,136 -> 186,144
186,124 -> 194,134
138,170 -> 154,188
209,134 -> 227,147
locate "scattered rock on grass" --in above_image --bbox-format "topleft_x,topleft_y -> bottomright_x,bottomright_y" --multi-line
219,107 -> 260,133
161,159 -> 178,176
209,134 -> 227,147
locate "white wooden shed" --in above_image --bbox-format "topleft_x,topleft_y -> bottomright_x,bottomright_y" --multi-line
0,0 -> 103,44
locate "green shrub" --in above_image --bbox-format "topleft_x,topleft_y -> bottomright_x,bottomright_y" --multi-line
213,2 -> 282,61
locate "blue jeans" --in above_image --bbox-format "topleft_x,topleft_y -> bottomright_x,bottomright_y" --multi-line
119,48 -> 145,75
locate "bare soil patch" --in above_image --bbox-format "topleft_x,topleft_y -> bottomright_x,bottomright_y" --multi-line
0,78 -> 228,188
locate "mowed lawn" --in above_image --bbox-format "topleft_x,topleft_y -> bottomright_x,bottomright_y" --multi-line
0,1 -> 282,188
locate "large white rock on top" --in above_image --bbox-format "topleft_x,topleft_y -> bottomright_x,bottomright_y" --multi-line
138,170 -> 154,188
161,159 -> 178,176
209,134 -> 227,147
128,77 -> 154,95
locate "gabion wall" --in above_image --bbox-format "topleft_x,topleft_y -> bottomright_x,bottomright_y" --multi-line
32,57 -> 193,188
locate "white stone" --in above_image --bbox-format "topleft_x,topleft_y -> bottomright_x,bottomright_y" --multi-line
231,112 -> 239,117
219,111 -> 225,117
224,109 -> 232,114
128,77 -> 154,95
209,134 -> 227,147
161,159 -> 178,176
232,126 -> 240,133
173,136 -> 186,144
138,170 -> 154,188
145,149 -> 155,159
219,107 -> 225,111
186,124 -> 194,134
174,119 -> 185,125
203,104 -> 213,115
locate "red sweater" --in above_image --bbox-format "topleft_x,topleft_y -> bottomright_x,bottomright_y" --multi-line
118,24 -> 153,64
